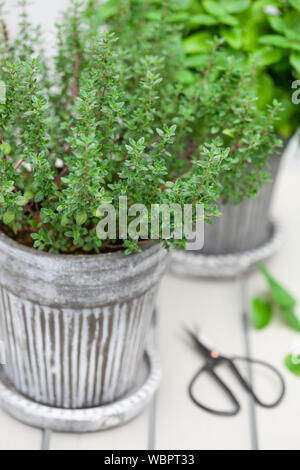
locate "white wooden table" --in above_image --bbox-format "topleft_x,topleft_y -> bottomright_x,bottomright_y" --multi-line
0,145 -> 299,450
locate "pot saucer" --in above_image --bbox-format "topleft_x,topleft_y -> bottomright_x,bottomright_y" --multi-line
0,347 -> 161,433
170,221 -> 283,280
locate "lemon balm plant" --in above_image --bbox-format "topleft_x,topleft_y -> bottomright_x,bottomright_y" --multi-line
92,0 -> 300,137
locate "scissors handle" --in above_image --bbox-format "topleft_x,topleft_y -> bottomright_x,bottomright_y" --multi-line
188,364 -> 241,417
229,356 -> 286,409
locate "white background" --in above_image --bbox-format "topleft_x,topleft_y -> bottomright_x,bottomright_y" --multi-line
4,0 -> 71,54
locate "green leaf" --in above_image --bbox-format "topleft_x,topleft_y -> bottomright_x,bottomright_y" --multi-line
188,14 -> 218,26
95,0 -> 118,21
166,12 -> 189,23
76,211 -> 87,226
290,52 -> 300,74
185,54 -> 210,69
259,264 -> 296,309
35,192 -> 44,203
0,142 -> 11,155
61,214 -> 71,227
288,0 -> 300,12
268,16 -> 288,36
175,69 -> 196,84
202,1 -> 227,16
222,128 -> 235,138
221,0 -> 251,13
220,15 -> 239,27
242,21 -> 261,51
259,35 -> 300,52
183,32 -> 213,54
24,190 -> 34,200
3,210 -> 15,225
145,10 -> 162,21
285,353 -> 300,376
254,72 -> 275,108
252,47 -> 283,67
280,306 -> 300,332
221,27 -> 243,49
15,196 -> 28,206
252,298 -> 273,330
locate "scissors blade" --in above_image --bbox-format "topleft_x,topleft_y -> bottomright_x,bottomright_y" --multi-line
183,326 -> 214,357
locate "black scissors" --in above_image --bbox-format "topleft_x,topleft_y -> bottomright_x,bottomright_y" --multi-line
186,328 -> 286,417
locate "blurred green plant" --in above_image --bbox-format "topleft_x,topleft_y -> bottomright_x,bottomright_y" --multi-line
285,353 -> 300,376
91,0 -> 300,137
252,263 -> 300,331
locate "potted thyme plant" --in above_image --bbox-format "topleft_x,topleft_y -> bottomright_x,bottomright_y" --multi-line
0,0 -> 226,415
88,0 -> 283,260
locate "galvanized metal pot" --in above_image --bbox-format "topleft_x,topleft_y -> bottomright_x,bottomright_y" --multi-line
0,234 -> 168,409
202,152 -> 282,255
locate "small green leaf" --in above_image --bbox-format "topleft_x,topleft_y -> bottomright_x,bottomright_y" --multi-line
61,214 -> 71,226
221,15 -> 239,27
252,47 -> 283,67
203,1 -> 227,17
185,54 -> 210,69
290,52 -> 300,74
15,196 -> 28,206
145,10 -> 162,21
35,192 -> 44,203
221,27 -> 243,49
24,190 -> 34,200
280,306 -> 300,332
288,0 -> 300,13
252,298 -> 273,330
175,69 -> 196,84
259,35 -> 300,52
183,32 -> 213,54
0,142 -> 11,155
254,72 -> 275,108
3,210 -> 15,225
285,353 -> 300,376
221,0 -> 250,13
95,0 -> 118,21
76,211 -> 87,226
259,264 -> 296,309
268,16 -> 288,36
188,14 -> 218,26
222,129 -> 235,139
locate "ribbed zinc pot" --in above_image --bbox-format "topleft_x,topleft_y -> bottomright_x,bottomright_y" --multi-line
201,151 -> 282,255
0,233 -> 168,409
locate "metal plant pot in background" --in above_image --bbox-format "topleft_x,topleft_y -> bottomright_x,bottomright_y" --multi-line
0,234 -> 168,410
170,151 -> 284,279
202,153 -> 282,255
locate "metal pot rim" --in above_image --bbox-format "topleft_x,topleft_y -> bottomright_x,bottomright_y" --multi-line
0,230 -> 156,263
